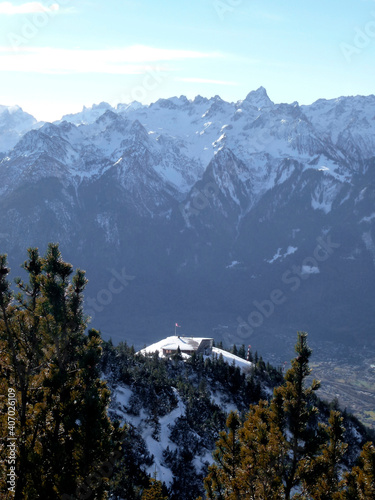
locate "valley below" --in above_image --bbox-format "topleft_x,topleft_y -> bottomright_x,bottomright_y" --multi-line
310,347 -> 375,430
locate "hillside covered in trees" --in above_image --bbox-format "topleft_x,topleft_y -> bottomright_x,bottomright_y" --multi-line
0,246 -> 374,499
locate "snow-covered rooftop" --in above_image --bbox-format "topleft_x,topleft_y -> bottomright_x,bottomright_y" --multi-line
137,336 -> 253,372
137,335 -> 212,355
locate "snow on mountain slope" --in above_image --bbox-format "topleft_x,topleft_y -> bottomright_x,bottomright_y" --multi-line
0,105 -> 37,133
107,342 -> 255,489
301,94 -> 375,164
1,87 -> 374,222
0,105 -> 41,153
58,101 -> 115,125
210,347 -> 252,372
109,383 -> 185,486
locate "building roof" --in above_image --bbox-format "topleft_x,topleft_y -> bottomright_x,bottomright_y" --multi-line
137,336 -> 213,356
137,336 -> 253,372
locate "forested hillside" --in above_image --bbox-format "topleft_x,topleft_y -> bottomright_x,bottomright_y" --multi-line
102,335 -> 375,500
1,246 -> 374,499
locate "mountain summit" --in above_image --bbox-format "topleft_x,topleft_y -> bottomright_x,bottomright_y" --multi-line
243,86 -> 273,108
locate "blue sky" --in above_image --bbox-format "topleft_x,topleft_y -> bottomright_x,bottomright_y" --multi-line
0,0 -> 374,121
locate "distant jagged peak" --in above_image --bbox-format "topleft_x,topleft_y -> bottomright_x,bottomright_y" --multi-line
211,145 -> 239,164
305,93 -> 375,115
151,95 -> 190,110
90,101 -> 113,111
12,128 -> 55,154
116,101 -> 144,112
212,94 -> 225,102
95,109 -> 119,124
0,105 -> 38,121
202,95 -> 233,118
59,102 -> 115,126
276,101 -> 307,120
127,119 -> 151,144
193,95 -> 210,105
58,120 -> 79,132
243,86 -> 273,109
172,95 -> 190,106
0,104 -> 22,115
0,104 -> 37,127
39,121 -> 61,136
95,109 -> 132,130
129,118 -> 147,132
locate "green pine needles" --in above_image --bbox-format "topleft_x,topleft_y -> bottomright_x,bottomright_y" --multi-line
204,332 -> 375,500
0,244 -> 122,499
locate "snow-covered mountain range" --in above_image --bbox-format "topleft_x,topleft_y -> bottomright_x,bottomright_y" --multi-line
0,88 -> 374,360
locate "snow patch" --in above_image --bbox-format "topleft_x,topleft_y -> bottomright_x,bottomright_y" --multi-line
301,265 -> 320,275
360,213 -> 375,223
209,347 -> 252,372
266,246 -> 297,263
144,391 -> 186,485
311,179 -> 341,214
362,231 -> 375,266
284,246 -> 298,258
267,248 -> 282,263
226,260 -> 241,269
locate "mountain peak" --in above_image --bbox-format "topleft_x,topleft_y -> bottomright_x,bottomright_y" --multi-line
92,101 -> 112,111
117,101 -> 144,112
193,95 -> 209,105
96,109 -> 118,123
244,87 -> 273,109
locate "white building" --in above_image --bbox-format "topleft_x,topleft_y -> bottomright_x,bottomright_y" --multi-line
138,336 -> 213,358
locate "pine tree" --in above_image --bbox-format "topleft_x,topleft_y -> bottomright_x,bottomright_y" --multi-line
109,423 -> 153,500
238,400 -> 286,499
168,447 -> 203,500
238,344 -> 246,360
141,478 -> 168,500
271,332 -> 321,499
298,410 -> 348,499
344,441 -> 375,499
204,411 -> 242,499
203,332 -> 325,500
0,244 -> 121,499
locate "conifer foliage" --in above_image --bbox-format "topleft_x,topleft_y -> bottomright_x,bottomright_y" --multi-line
203,411 -> 242,499
343,441 -> 375,499
141,477 -> 168,500
0,244 -> 121,499
271,332 -> 321,498
204,332 -> 375,499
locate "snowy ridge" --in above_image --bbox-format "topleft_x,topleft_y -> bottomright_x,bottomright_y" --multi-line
210,347 -> 253,372
1,88 -> 374,215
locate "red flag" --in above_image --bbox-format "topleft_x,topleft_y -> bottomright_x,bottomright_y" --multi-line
175,323 -> 181,327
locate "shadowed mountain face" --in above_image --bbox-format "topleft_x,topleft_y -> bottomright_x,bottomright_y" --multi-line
0,90 -> 374,359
